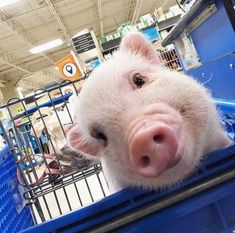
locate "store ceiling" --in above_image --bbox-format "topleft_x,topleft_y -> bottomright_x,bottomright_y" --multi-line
0,0 -> 177,93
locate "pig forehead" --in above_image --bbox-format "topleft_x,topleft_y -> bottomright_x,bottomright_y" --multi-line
78,52 -> 159,115
93,52 -> 156,79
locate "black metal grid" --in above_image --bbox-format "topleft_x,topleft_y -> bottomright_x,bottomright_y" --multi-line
0,73 -> 110,223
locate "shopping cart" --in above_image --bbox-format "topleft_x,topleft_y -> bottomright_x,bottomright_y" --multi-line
159,48 -> 182,71
0,75 -> 110,226
0,72 -> 234,232
215,99 -> 235,141
20,144 -> 235,233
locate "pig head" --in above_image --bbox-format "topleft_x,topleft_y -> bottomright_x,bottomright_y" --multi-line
68,32 -> 232,192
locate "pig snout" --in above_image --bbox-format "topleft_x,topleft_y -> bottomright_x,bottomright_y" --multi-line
128,117 -> 183,178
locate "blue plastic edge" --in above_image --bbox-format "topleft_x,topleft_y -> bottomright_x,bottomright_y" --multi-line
20,143 -> 235,233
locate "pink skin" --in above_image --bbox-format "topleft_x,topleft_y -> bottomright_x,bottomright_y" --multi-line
128,122 -> 180,177
67,32 -> 232,192
67,126 -> 100,156
127,103 -> 184,178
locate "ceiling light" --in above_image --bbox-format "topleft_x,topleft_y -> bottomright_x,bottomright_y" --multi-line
16,86 -> 23,91
29,39 -> 64,54
0,0 -> 22,8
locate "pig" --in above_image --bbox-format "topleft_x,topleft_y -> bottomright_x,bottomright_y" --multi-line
67,32 -> 232,193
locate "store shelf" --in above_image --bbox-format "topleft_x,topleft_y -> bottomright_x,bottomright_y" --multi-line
157,15 -> 181,31
162,0 -> 215,46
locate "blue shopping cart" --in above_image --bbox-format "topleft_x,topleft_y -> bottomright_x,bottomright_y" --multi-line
0,76 -> 234,233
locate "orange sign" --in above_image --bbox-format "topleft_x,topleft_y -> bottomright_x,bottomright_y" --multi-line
56,53 -> 83,81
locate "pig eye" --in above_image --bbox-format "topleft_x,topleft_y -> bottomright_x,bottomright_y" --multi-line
180,107 -> 186,114
90,128 -> 108,147
132,73 -> 146,88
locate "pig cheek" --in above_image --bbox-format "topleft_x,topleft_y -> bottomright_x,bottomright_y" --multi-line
177,134 -> 200,173
67,128 -> 100,157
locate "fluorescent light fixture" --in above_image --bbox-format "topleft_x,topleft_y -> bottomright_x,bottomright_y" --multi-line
16,86 -> 23,91
0,0 -> 22,8
29,39 -> 63,54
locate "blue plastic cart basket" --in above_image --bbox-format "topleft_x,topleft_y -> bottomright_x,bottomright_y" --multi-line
0,145 -> 34,233
19,143 -> 235,233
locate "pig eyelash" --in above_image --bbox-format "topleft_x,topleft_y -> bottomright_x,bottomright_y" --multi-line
131,73 -> 147,89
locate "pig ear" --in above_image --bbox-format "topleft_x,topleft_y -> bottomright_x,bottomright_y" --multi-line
119,32 -> 161,65
67,126 -> 100,157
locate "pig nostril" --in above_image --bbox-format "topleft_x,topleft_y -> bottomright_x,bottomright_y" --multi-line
153,134 -> 164,143
140,156 -> 150,167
